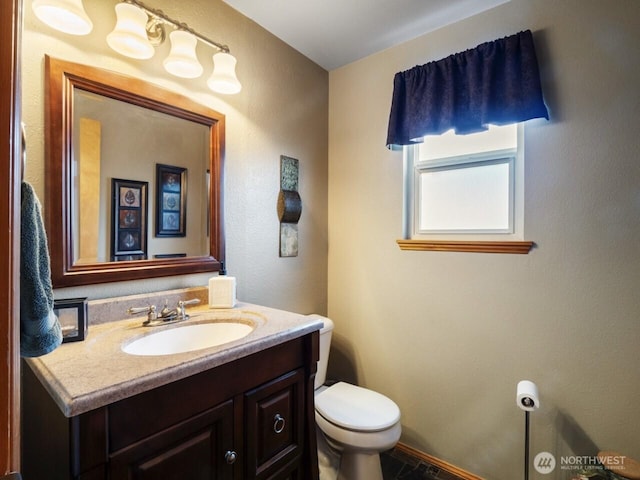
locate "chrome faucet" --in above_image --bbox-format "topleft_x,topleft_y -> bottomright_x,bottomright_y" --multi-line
128,298 -> 201,326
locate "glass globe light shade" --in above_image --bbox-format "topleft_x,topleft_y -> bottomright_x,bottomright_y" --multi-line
106,3 -> 154,60
207,52 -> 242,95
163,30 -> 203,79
32,0 -> 93,35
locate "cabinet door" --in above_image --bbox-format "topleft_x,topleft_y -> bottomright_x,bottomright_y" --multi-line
245,369 -> 305,479
263,457 -> 302,480
109,400 -> 234,480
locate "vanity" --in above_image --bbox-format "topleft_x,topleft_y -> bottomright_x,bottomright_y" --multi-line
22,293 -> 322,480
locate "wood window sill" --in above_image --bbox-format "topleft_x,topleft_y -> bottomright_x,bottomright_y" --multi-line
396,240 -> 534,254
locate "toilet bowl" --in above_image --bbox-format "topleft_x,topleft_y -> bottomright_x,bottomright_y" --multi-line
311,315 -> 401,480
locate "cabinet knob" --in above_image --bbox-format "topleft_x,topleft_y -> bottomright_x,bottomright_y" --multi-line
225,450 -> 237,464
273,413 -> 286,434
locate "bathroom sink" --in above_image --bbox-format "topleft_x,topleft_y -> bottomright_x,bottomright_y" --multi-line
122,321 -> 254,356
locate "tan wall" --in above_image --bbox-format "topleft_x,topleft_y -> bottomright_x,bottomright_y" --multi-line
22,0 -> 329,315
328,0 -> 640,478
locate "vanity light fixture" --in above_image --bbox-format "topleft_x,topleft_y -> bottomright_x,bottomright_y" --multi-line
32,0 -> 93,35
33,0 -> 242,94
107,0 -> 242,93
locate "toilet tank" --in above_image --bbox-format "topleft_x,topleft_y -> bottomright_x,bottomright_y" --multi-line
309,315 -> 333,390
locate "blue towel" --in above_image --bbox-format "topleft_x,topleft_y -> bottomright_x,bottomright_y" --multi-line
20,182 -> 62,357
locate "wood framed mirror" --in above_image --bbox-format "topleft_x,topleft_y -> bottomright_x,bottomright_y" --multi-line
45,55 -> 225,287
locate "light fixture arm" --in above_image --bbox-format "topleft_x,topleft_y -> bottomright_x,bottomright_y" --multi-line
125,0 -> 230,53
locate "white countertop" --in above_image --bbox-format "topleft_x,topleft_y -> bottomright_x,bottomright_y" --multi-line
25,302 -> 323,417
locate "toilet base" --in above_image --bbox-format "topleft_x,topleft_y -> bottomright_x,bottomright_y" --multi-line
338,451 -> 383,480
317,429 -> 339,480
317,428 -> 385,480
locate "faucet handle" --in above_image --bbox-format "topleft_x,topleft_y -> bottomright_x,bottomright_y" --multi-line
128,305 -> 156,316
177,298 -> 200,319
179,298 -> 201,307
128,305 -> 157,325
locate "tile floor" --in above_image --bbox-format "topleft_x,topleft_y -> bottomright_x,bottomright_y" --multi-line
381,448 -> 464,480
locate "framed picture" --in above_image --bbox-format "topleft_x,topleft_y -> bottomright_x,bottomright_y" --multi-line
156,163 -> 187,237
54,297 -> 88,343
111,178 -> 148,261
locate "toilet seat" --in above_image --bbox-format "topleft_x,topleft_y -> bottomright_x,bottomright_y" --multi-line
315,382 -> 400,432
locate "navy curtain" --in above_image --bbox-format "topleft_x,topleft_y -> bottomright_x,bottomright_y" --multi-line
386,30 -> 548,148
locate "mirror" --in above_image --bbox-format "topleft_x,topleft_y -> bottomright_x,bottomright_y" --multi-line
45,56 -> 225,287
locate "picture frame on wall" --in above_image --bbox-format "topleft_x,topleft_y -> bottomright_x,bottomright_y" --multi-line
111,178 -> 148,261
156,163 -> 187,237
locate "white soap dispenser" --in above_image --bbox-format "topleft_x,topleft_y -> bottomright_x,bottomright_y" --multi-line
208,263 -> 237,309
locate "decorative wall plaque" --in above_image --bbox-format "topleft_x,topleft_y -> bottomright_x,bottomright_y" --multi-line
279,156 -> 301,257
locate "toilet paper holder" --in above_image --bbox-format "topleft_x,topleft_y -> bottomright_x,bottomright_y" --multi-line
517,380 -> 540,480
517,380 -> 540,411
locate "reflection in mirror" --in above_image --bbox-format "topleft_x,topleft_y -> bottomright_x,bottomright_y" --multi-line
45,56 -> 225,287
73,91 -> 210,263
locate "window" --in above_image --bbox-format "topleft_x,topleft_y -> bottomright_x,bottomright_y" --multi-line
399,124 -> 533,254
416,156 -> 513,234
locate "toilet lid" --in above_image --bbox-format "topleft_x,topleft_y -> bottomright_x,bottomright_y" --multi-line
315,382 -> 400,432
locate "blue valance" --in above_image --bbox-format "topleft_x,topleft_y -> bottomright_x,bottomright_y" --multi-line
386,30 -> 549,148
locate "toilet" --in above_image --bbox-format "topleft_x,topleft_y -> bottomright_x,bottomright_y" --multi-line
312,315 -> 401,480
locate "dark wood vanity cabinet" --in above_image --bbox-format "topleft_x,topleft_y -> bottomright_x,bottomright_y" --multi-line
245,369 -> 305,479
108,399 -> 235,480
22,333 -> 319,480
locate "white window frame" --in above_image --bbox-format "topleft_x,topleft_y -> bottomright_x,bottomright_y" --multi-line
402,124 -> 525,242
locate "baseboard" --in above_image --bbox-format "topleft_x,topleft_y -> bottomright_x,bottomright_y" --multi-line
394,442 -> 486,480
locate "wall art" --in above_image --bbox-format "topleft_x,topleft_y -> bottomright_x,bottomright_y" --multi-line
156,163 -> 187,237
278,155 -> 301,257
111,178 -> 148,261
